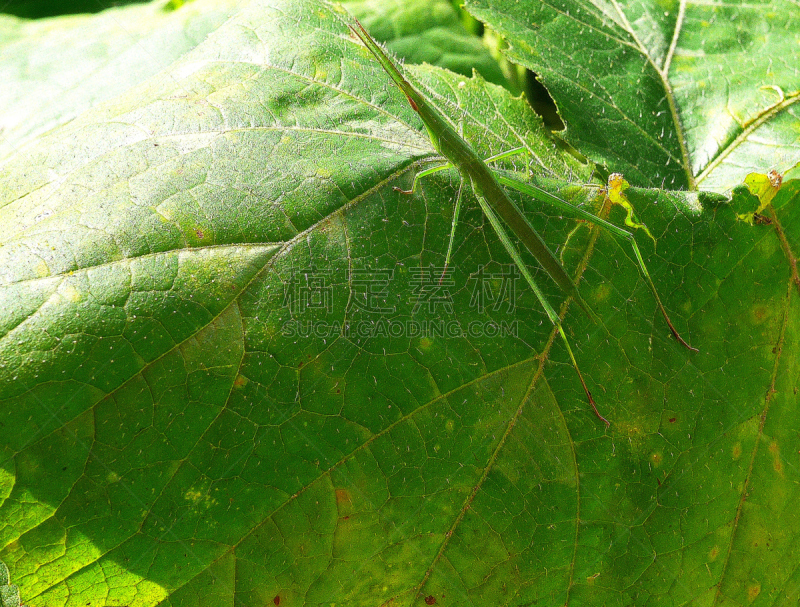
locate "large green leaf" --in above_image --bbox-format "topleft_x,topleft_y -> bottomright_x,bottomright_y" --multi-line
465,0 -> 800,192
0,0 -> 798,606
0,0 -> 241,160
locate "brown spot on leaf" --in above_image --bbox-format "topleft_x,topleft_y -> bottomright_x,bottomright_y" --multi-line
273,595 -> 280,605
424,596 -> 436,605
335,488 -> 351,504
770,441 -> 783,474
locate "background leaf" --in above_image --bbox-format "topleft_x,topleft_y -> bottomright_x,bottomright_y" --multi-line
465,0 -> 800,192
339,0 -> 510,89
0,0 -> 798,606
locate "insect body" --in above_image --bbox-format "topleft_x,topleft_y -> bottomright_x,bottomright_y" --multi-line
348,20 -> 695,425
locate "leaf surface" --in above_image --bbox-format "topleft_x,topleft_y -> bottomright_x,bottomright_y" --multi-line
0,0 -> 241,160
465,0 -> 800,192
0,1 -> 798,606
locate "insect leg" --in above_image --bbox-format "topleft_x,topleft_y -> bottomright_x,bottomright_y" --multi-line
471,178 -> 610,426
495,175 -> 697,351
393,162 -> 451,195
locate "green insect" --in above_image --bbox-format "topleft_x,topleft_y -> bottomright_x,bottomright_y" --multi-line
348,20 -> 695,426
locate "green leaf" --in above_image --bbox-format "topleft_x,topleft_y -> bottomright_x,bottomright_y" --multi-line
0,560 -> 22,607
339,0 -> 510,89
465,0 -> 800,192
0,0 -> 242,160
0,1 -> 798,606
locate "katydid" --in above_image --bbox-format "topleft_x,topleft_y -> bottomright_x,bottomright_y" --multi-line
348,20 -> 695,426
